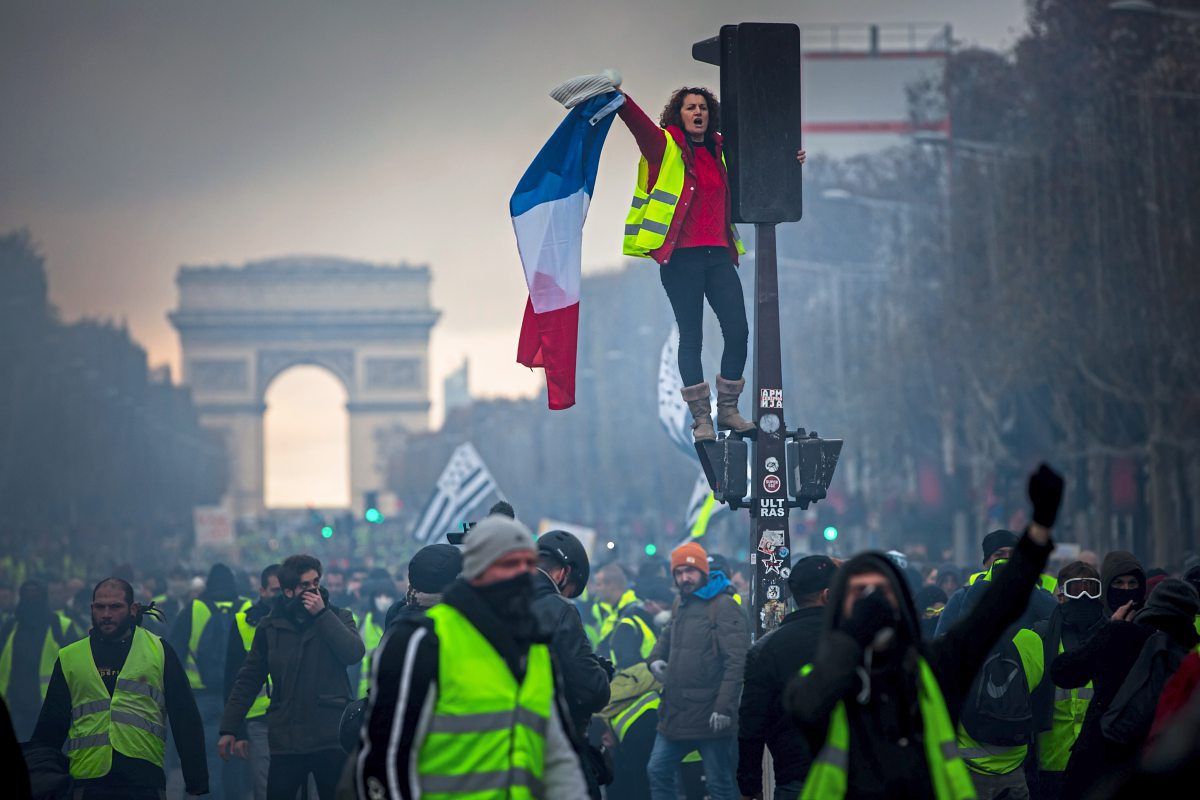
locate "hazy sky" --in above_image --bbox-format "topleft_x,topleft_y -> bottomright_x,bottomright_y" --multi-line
1,1 -> 1027,505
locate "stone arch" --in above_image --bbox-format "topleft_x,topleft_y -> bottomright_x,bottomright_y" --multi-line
170,256 -> 439,517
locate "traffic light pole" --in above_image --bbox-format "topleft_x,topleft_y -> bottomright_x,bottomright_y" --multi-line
748,224 -> 792,638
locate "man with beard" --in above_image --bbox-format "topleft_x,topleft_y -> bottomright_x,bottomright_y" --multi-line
221,564 -> 281,800
218,554 -> 364,800
0,579 -> 79,738
645,541 -> 749,800
355,515 -> 587,800
784,463 -> 1063,800
1030,561 -> 1103,800
32,577 -> 208,798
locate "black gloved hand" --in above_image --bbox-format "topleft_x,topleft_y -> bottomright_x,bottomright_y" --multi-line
1027,462 -> 1064,528
841,591 -> 897,650
596,655 -> 615,680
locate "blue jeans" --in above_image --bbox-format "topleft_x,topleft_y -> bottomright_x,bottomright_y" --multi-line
647,734 -> 737,800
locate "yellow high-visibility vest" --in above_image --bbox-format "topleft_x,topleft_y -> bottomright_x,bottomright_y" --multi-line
0,613 -> 76,700
800,658 -> 975,800
416,603 -> 553,799
233,600 -> 271,719
1036,639 -> 1092,772
59,627 -> 167,778
955,627 -> 1043,775
622,130 -> 745,258
184,598 -> 236,690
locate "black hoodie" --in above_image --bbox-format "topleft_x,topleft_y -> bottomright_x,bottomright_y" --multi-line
784,531 -> 1052,799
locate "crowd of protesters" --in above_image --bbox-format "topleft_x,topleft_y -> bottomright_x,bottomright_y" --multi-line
2,465 -> 1200,799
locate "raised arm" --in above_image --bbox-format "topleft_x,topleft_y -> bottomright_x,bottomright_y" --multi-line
616,93 -> 667,165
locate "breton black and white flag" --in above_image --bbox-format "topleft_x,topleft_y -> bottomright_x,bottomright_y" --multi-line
412,443 -> 500,544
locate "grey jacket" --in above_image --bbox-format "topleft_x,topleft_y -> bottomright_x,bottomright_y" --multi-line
221,597 -> 365,754
649,585 -> 749,739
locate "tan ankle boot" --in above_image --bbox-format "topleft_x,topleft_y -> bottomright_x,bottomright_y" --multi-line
715,375 -> 756,432
680,382 -> 716,442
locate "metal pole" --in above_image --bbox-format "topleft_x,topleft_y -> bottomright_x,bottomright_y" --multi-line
749,223 -> 791,638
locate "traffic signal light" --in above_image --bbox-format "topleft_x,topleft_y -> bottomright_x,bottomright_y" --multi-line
364,491 -> 383,524
321,525 -> 334,539
823,526 -> 839,542
644,543 -> 658,556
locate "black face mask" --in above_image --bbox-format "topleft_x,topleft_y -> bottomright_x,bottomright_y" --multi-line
1107,585 -> 1145,613
1061,598 -> 1103,628
475,573 -> 536,638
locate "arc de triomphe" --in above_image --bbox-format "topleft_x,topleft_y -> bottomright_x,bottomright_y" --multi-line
169,257 -> 439,517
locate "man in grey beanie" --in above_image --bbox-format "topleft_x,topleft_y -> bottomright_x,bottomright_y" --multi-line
356,516 -> 587,799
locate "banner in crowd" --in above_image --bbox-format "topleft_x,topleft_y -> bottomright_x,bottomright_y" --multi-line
412,443 -> 501,544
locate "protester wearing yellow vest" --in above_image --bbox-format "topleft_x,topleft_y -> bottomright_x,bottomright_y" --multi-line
615,87 -> 805,443
599,662 -> 662,800
355,578 -> 396,699
31,578 -> 209,796
357,515 -> 587,800
0,579 -> 80,738
935,530 -> 1057,639
1031,562 -> 1103,800
955,627 -> 1044,798
222,564 -> 280,800
603,579 -> 673,671
786,463 -> 1063,800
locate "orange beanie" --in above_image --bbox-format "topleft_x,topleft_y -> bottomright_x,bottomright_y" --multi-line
671,542 -> 709,576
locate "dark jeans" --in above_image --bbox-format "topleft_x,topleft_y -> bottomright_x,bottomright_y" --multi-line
266,749 -> 346,800
659,246 -> 749,387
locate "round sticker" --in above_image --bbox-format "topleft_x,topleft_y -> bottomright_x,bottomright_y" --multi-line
763,474 -> 782,493
765,456 -> 780,473
760,413 -> 781,434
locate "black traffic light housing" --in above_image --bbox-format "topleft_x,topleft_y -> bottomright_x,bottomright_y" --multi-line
787,433 -> 843,508
693,23 -> 803,223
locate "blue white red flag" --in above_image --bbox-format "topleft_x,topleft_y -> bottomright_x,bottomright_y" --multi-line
512,92 -> 624,410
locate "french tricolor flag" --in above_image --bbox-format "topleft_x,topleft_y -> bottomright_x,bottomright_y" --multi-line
511,92 -> 624,410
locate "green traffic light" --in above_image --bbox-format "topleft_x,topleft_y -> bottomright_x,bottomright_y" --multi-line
321,525 -> 334,539
823,526 -> 838,541
364,508 -> 383,524
644,544 -> 657,556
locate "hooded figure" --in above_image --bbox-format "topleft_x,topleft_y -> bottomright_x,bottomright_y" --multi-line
1101,551 -> 1146,616
785,528 -> 1054,800
1051,578 -> 1200,799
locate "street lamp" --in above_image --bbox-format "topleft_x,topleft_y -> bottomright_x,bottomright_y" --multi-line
1108,1 -> 1200,21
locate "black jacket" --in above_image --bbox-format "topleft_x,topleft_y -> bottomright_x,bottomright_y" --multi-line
32,627 -> 208,794
1052,616 -> 1199,800
785,531 -> 1053,800
737,605 -> 824,798
530,569 -> 611,731
220,593 -> 364,754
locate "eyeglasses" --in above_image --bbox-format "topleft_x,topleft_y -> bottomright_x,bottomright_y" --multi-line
1062,578 -> 1101,600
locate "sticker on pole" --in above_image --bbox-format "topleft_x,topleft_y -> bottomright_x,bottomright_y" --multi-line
763,474 -> 782,494
765,456 -> 779,473
760,388 -> 783,409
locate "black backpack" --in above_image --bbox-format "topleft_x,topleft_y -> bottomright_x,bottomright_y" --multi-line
194,600 -> 238,689
960,632 -> 1034,746
1100,630 -> 1188,746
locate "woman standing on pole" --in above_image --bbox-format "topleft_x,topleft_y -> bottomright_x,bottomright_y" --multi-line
617,87 -> 805,442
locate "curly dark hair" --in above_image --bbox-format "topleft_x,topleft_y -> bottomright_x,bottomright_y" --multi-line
659,86 -> 720,140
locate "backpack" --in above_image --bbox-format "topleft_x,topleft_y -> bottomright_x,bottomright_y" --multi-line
194,600 -> 237,689
1100,630 -> 1187,746
960,633 -> 1034,746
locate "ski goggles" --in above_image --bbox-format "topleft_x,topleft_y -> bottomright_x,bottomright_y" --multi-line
1062,577 -> 1102,600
